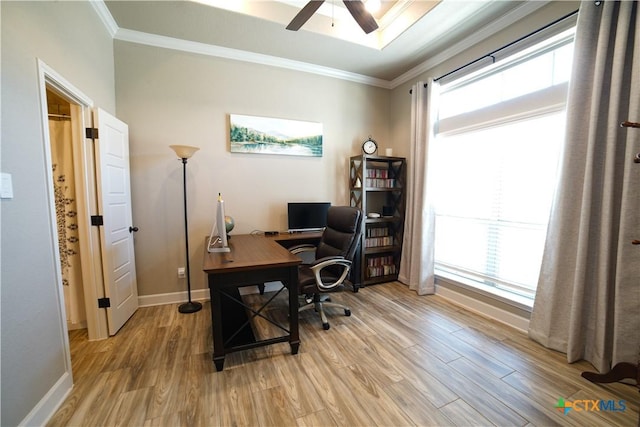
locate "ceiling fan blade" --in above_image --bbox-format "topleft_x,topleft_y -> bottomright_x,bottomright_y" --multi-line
286,1 -> 325,31
343,0 -> 378,34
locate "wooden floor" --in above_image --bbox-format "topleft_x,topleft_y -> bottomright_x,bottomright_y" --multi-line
49,281 -> 639,426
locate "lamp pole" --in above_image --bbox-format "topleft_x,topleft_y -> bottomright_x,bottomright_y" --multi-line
170,145 -> 202,314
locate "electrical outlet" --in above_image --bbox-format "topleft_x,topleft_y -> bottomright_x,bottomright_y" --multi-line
177,267 -> 186,278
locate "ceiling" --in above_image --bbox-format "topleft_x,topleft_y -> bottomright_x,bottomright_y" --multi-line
103,0 -> 549,86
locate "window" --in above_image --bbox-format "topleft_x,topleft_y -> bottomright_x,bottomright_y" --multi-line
433,28 -> 575,303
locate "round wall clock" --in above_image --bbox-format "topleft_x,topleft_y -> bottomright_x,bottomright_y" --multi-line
362,137 -> 378,155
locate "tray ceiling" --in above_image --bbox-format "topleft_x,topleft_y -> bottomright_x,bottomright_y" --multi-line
104,0 -> 556,85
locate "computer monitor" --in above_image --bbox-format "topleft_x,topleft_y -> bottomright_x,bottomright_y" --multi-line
208,194 -> 230,253
287,202 -> 331,232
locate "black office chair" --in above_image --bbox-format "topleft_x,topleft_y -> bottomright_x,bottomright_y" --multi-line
290,206 -> 362,330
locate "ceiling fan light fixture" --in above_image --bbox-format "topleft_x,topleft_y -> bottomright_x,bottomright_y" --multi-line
365,0 -> 381,14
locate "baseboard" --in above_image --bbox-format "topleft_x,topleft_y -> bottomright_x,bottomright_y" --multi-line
138,288 -> 210,307
19,372 -> 73,426
435,284 -> 530,333
137,282 -> 283,307
67,320 -> 87,331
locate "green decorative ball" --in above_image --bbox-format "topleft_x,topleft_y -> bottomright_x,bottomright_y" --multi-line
224,215 -> 235,233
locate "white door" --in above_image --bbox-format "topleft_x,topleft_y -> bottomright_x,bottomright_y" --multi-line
94,108 -> 139,335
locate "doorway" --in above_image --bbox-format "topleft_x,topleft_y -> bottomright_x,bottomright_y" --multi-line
39,60 -> 140,349
46,89 -> 88,331
39,60 -> 110,346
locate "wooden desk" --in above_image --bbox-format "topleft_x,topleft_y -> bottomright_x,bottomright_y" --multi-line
203,234 -> 301,371
269,230 -> 323,247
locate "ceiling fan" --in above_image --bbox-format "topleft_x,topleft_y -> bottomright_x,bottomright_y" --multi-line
286,1 -> 379,34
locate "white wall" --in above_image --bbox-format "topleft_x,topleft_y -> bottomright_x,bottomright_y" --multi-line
0,2 -> 115,425
114,41 -> 390,297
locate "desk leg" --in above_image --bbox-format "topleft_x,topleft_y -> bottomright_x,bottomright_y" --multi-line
288,266 -> 300,355
209,275 -> 226,372
214,356 -> 225,372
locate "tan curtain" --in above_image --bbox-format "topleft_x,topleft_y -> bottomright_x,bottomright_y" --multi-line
49,118 -> 85,324
398,79 -> 438,295
529,0 -> 639,373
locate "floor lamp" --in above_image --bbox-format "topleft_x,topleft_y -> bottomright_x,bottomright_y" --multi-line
170,144 -> 202,314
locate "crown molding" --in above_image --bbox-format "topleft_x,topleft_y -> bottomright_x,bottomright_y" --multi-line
92,0 -> 546,91
389,1 -> 550,89
88,0 -> 118,38
88,0 -> 388,88
114,28 -> 392,89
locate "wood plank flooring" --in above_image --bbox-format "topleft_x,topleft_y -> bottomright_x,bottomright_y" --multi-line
48,281 -> 639,426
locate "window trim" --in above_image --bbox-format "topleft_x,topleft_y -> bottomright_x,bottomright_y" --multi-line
437,82 -> 568,136
441,29 -> 575,93
435,269 -> 534,312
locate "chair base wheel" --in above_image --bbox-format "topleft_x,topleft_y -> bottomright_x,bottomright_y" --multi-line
323,323 -> 330,330
345,309 -> 351,316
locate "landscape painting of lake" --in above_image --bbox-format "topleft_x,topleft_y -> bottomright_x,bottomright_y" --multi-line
230,114 -> 323,157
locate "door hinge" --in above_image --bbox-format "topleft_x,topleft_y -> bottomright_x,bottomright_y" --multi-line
98,297 -> 111,308
86,127 -> 99,139
91,215 -> 104,226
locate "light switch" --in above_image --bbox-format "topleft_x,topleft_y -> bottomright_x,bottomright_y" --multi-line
1,173 -> 14,199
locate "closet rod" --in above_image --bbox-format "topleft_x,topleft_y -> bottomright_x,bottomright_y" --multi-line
48,113 -> 71,120
434,8 -> 579,83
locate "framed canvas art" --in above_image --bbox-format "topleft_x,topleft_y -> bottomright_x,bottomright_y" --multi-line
230,114 -> 323,157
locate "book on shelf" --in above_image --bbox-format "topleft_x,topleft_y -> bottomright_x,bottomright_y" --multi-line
365,178 -> 396,188
367,168 -> 389,178
366,255 -> 397,278
365,227 -> 392,248
365,168 -> 397,188
365,236 -> 393,248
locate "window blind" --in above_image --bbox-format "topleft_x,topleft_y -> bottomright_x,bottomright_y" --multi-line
432,25 -> 575,300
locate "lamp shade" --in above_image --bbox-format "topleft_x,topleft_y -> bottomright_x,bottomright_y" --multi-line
169,145 -> 199,159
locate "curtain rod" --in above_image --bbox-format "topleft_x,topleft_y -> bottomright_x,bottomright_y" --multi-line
433,8 -> 579,83
409,8 -> 579,94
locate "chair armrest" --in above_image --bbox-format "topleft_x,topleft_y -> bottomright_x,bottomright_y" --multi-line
289,244 -> 317,256
310,256 -> 352,291
310,255 -> 347,266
